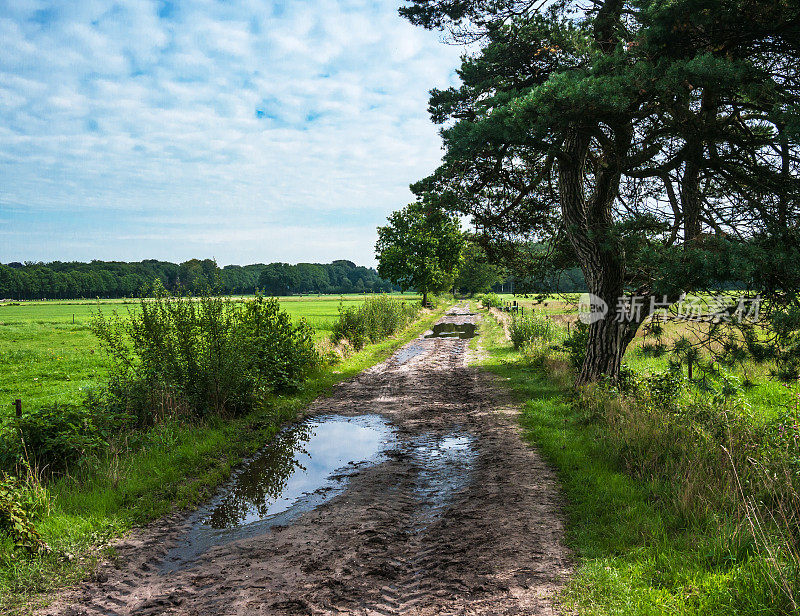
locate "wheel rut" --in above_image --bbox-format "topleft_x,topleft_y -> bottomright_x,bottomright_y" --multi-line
42,306 -> 570,616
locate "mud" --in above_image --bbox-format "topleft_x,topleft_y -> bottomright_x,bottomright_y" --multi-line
42,306 -> 570,615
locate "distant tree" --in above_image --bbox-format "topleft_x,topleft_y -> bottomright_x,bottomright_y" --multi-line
1,259 -> 396,300
178,259 -> 220,293
258,263 -> 295,296
376,201 -> 465,305
455,240 -> 505,296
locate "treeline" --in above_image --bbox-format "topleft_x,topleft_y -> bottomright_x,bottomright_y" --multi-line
497,267 -> 587,294
0,259 -> 397,300
257,261 -> 396,295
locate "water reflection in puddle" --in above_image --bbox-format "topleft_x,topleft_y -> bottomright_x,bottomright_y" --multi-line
394,342 -> 426,364
425,322 -> 478,339
161,416 -> 479,572
161,414 -> 395,571
409,431 -> 476,525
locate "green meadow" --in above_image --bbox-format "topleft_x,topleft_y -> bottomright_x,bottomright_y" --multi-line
0,294 -> 420,419
491,293 -> 792,421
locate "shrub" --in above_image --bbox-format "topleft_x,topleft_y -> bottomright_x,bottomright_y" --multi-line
509,313 -> 557,350
239,295 -> 320,392
92,286 -> 319,424
331,295 -> 419,351
562,320 -> 589,370
0,403 -> 110,476
0,473 -> 48,553
616,365 -> 685,410
478,293 -> 502,309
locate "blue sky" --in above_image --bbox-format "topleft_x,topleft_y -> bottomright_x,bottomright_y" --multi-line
0,0 -> 463,266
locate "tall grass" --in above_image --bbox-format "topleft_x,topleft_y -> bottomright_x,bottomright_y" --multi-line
576,372 -> 800,611
330,295 -> 420,350
509,312 -> 558,349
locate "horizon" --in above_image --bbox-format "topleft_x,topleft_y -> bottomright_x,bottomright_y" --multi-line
0,1 -> 463,267
1,256 -> 381,269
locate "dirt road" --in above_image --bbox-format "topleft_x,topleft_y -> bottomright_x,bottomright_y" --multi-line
44,307 -> 570,615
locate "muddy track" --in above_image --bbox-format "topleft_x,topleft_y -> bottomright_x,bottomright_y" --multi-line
42,307 -> 570,616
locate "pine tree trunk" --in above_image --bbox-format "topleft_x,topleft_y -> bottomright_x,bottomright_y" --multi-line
578,314 -> 637,384
560,125 -> 637,384
556,1 -> 635,384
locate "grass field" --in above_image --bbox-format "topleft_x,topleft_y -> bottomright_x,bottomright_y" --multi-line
490,292 -> 793,421
0,294 -> 421,419
477,302 -> 799,615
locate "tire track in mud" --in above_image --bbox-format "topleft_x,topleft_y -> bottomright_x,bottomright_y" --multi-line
42,306 -> 570,616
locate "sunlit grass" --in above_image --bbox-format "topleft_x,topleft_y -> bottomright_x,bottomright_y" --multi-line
489,293 -> 793,421
475,307 -> 789,616
0,294 -> 421,418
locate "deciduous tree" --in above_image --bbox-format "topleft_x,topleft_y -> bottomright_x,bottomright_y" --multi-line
376,201 -> 465,305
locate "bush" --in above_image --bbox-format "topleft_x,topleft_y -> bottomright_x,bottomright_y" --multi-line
509,313 -> 557,350
0,403 -> 112,475
478,293 -> 502,309
331,295 -> 419,351
92,286 -> 319,424
0,473 -> 48,553
616,365 -> 685,410
239,295 -> 320,392
562,320 -> 589,370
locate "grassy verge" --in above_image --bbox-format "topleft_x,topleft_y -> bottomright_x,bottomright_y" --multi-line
475,306 -> 793,616
1,302 -> 449,613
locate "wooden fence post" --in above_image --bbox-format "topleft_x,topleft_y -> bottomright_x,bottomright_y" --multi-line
14,399 -> 21,418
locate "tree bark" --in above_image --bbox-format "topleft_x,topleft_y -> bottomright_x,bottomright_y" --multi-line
681,149 -> 703,242
559,125 -> 637,385
579,314 -> 639,383
553,0 -> 639,385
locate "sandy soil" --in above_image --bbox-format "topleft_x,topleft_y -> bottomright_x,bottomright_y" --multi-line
41,307 -> 570,616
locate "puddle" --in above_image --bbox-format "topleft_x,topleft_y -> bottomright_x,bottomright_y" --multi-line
160,416 -> 478,571
161,414 -> 395,571
408,431 -> 477,527
425,322 -> 478,339
394,342 -> 426,364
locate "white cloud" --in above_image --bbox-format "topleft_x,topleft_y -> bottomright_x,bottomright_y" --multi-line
0,0 -> 463,265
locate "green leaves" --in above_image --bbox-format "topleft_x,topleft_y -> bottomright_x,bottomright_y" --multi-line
330,296 -> 420,351
376,201 -> 465,299
0,474 -> 48,554
91,291 -> 320,425
0,403 -> 110,476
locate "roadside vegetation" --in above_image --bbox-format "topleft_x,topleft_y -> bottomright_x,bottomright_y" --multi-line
0,291 -> 440,611
330,294 -> 422,352
478,300 -> 800,615
476,293 -> 502,309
